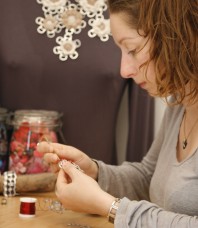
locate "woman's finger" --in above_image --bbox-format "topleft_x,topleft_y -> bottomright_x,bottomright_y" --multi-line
38,142 -> 84,162
43,153 -> 60,164
58,160 -> 83,181
37,141 -> 54,153
56,163 -> 75,193
57,168 -> 69,184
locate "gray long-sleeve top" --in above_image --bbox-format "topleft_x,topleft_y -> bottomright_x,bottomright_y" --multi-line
97,103 -> 198,227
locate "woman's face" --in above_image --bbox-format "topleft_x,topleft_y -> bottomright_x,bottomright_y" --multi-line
110,13 -> 157,96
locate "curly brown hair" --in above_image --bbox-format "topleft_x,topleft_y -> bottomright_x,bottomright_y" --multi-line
108,0 -> 198,104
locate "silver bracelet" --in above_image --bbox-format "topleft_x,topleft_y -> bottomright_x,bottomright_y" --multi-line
107,198 -> 121,224
3,171 -> 17,197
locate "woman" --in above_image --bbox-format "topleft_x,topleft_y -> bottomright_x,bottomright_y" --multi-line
0,0 -> 153,169
37,0 -> 198,227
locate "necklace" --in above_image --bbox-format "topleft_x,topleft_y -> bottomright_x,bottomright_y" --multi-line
35,0 -> 111,61
182,111 -> 198,149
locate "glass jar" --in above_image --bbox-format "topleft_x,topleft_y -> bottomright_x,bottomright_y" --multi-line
0,107 -> 9,174
9,109 -> 63,175
0,108 -> 8,174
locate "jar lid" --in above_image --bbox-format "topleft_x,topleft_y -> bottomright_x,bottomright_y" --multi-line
12,109 -> 62,126
0,107 -> 7,113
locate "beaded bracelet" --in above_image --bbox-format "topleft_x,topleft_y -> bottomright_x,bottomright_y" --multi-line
3,171 -> 17,197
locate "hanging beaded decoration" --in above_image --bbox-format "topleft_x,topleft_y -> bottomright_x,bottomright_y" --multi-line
35,0 -> 111,61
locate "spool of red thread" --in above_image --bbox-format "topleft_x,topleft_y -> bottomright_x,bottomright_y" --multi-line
19,197 -> 37,218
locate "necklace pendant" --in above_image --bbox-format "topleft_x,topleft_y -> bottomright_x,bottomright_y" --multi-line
182,139 -> 187,149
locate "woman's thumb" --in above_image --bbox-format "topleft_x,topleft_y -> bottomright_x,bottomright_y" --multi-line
59,160 -> 82,179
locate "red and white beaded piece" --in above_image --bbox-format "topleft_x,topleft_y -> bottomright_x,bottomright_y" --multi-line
3,171 -> 17,197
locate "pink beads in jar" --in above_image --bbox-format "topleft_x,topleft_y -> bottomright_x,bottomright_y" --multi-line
9,110 -> 63,174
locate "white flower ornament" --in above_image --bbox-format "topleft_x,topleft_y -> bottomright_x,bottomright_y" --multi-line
88,15 -> 110,41
37,0 -> 67,13
36,0 -> 111,61
59,3 -> 86,34
78,0 -> 107,17
53,34 -> 81,61
36,14 -> 61,38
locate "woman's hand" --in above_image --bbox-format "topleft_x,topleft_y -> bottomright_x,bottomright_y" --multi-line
56,160 -> 115,216
37,142 -> 98,180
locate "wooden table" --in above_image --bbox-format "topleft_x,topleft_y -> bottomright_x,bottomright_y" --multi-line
0,192 -> 114,228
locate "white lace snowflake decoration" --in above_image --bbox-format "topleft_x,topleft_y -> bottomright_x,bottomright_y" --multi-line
38,0 -> 67,13
88,15 -> 110,41
36,0 -> 111,61
53,34 -> 81,61
78,0 -> 107,17
36,14 -> 61,38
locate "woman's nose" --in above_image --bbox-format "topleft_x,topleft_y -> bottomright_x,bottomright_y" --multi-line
120,55 -> 138,79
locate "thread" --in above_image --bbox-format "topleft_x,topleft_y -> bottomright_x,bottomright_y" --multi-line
19,197 -> 37,218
